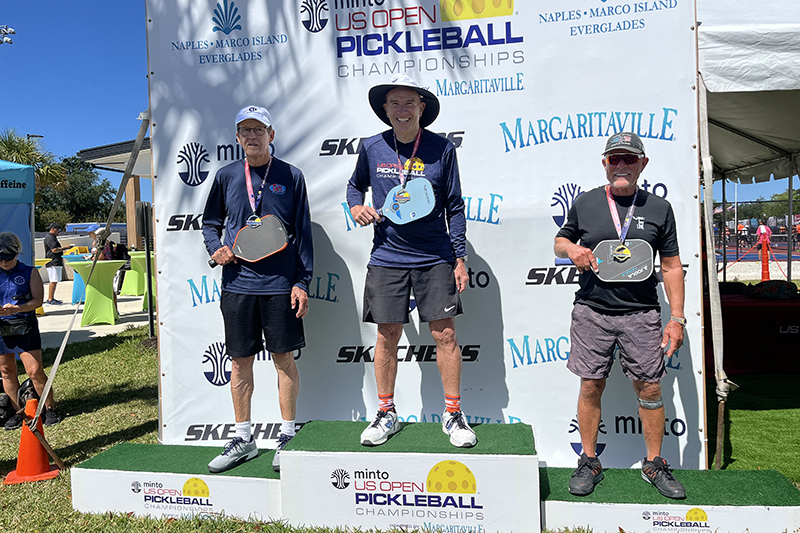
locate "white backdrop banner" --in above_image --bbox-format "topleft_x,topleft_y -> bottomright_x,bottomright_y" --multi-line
145,0 -> 705,469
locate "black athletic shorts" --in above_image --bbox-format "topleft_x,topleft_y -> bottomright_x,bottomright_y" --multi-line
0,322 -> 42,354
220,291 -> 305,357
363,263 -> 462,324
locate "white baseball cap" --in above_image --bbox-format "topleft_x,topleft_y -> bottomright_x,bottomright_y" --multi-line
235,105 -> 273,128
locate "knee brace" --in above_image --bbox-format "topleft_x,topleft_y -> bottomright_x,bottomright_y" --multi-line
638,396 -> 663,410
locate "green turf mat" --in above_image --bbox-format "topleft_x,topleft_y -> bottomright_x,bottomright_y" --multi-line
542,467 -> 800,506
75,443 -> 280,479
286,420 -> 536,455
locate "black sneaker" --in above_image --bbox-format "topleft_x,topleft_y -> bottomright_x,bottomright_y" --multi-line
3,413 -> 23,431
641,456 -> 686,499
568,453 -> 604,496
272,433 -> 294,473
43,407 -> 63,427
51,299 -> 64,305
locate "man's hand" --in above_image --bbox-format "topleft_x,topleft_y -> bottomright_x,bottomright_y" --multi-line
454,258 -> 468,293
554,237 -> 599,274
350,205 -> 382,226
661,319 -> 684,357
1,303 -> 19,316
211,245 -> 236,266
291,286 -> 309,318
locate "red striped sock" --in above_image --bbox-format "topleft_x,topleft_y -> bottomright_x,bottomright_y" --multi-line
378,394 -> 395,412
445,395 -> 461,413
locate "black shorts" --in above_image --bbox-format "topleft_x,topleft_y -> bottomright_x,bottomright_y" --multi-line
220,291 -> 305,358
363,263 -> 462,324
0,323 -> 42,354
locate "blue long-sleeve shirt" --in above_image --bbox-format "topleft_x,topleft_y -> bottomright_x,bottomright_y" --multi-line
346,129 -> 466,267
202,158 -> 313,294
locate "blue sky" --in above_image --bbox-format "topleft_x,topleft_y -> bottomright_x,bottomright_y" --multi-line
0,1 -> 795,207
0,1 -> 152,202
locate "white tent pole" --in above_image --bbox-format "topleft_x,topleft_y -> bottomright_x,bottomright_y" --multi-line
699,74 -> 737,470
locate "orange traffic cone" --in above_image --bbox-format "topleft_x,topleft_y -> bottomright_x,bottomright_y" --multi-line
3,398 -> 60,485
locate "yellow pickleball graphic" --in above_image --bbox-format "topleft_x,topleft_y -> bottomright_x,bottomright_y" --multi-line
426,460 -> 477,493
183,477 -> 210,497
404,157 -> 425,173
441,0 -> 514,21
685,508 -> 708,521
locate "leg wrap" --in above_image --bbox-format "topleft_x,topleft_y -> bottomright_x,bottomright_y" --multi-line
638,396 -> 663,410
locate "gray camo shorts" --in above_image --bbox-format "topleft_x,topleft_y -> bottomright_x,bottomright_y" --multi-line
566,303 -> 666,383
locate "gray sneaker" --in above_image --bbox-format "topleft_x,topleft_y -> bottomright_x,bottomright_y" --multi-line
442,410 -> 477,448
208,436 -> 257,473
361,409 -> 400,446
272,433 -> 293,473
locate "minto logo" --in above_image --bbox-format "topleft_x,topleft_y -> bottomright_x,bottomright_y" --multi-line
331,468 -> 350,489
551,183 -> 584,227
301,0 -> 329,33
441,0 -> 514,21
177,142 -> 210,187
212,0 -> 242,35
202,342 -> 231,386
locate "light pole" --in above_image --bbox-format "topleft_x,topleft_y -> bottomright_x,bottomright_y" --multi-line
26,134 -> 44,141
0,25 -> 15,45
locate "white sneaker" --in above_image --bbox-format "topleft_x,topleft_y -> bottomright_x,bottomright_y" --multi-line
361,409 -> 400,446
442,410 -> 477,448
208,436 -> 258,473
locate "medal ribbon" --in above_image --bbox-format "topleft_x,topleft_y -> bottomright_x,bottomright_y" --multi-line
392,128 -> 422,188
606,185 -> 638,242
245,157 -> 273,216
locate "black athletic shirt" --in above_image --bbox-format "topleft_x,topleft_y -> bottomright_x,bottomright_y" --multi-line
44,233 -> 63,267
556,185 -> 679,313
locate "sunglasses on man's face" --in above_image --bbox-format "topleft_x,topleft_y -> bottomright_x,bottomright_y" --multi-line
606,153 -> 643,165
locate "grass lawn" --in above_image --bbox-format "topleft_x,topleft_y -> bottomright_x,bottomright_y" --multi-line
0,326 -> 797,533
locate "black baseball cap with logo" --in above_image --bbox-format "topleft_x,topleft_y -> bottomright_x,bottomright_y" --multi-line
603,132 -> 645,155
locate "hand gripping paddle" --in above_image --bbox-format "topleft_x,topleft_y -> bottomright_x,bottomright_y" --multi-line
555,238 -> 654,282
208,214 -> 288,268
377,178 -> 434,225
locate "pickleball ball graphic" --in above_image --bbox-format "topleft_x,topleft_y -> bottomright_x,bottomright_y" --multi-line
183,477 -> 210,497
426,460 -> 477,493
685,508 -> 708,522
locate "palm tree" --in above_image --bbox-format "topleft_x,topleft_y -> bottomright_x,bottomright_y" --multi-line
0,128 -> 65,195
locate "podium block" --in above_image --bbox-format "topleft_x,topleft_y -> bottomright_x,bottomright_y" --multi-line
541,467 -> 800,532
72,443 -> 281,520
280,421 -> 540,532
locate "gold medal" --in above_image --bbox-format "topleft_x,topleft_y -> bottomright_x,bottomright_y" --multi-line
611,244 -> 631,262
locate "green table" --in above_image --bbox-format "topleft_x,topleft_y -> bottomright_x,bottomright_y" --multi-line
129,252 -> 156,310
120,252 -> 147,296
69,260 -> 126,326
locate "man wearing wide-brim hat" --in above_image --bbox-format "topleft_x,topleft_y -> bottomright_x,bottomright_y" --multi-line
346,74 -> 475,448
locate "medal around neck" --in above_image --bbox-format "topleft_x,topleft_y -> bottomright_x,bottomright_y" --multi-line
377,178 -> 434,225
555,239 -> 654,282
208,214 -> 288,268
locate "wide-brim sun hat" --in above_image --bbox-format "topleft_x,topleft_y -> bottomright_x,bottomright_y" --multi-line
368,74 -> 440,128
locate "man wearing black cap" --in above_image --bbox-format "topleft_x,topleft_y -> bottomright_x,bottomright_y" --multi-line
43,223 -> 69,305
347,74 -> 474,448
203,105 -> 313,473
554,132 -> 687,499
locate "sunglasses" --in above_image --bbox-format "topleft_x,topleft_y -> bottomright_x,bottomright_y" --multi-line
606,153 -> 643,165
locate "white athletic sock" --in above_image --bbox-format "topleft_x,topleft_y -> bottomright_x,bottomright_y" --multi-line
281,419 -> 296,437
236,421 -> 252,441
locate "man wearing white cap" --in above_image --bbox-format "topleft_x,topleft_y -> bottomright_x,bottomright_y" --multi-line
202,105 -> 313,473
346,75 -> 475,448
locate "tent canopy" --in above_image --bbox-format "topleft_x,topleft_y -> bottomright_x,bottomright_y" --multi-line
697,0 -> 800,183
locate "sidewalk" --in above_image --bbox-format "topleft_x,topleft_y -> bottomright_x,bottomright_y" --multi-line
37,280 -> 154,350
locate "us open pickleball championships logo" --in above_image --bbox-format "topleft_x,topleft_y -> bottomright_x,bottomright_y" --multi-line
426,460 -> 477,494
300,0 -> 328,33
441,0 -> 514,21
331,468 -> 350,490
177,142 -> 210,187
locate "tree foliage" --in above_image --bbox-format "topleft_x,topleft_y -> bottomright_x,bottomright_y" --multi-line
35,156 -> 124,231
0,128 -> 65,197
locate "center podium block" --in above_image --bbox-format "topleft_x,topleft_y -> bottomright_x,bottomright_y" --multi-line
280,420 -> 540,532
